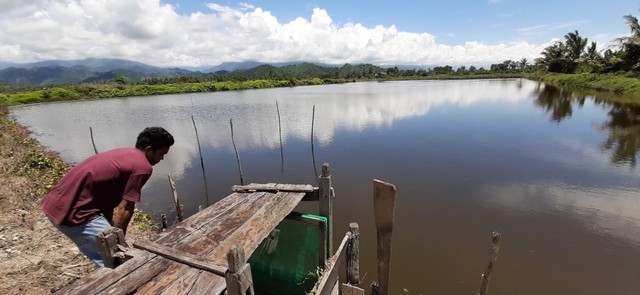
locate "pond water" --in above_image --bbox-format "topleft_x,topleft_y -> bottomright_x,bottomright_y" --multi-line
10,79 -> 640,294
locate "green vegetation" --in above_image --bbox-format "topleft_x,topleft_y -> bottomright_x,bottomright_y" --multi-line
0,78 -> 330,107
132,209 -> 160,231
3,10 -> 640,105
528,72 -> 640,101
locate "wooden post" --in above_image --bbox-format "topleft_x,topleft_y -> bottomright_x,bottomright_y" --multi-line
230,118 -> 244,185
168,174 -> 183,222
371,281 -> 380,295
319,163 -> 333,256
347,223 -> 360,285
373,179 -> 396,295
191,115 -> 210,206
478,231 -> 501,295
161,214 -> 167,229
311,105 -> 319,180
276,101 -> 284,176
89,126 -> 98,154
225,246 -> 255,295
96,227 -> 127,269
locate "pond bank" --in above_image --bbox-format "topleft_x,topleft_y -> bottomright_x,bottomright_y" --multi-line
0,107 -> 155,294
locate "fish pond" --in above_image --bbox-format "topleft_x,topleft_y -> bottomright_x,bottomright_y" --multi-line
10,79 -> 640,294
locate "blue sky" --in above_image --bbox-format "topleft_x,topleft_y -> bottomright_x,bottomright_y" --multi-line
0,0 -> 637,67
166,0 -> 636,45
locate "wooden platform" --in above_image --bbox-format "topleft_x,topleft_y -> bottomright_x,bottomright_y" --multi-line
55,183 -> 316,295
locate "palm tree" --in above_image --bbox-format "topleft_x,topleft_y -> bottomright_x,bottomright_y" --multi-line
564,30 -> 588,72
582,41 -> 603,72
518,58 -> 528,70
535,41 -> 567,73
614,14 -> 640,71
615,15 -> 640,45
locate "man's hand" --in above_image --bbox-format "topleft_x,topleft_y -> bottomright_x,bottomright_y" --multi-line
113,199 -> 135,236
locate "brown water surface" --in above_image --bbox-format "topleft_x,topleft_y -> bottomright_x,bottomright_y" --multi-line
10,79 -> 640,294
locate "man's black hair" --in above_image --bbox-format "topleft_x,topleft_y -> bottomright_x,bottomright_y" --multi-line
135,127 -> 174,151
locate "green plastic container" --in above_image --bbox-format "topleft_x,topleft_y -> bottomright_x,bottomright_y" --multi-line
248,212 -> 328,295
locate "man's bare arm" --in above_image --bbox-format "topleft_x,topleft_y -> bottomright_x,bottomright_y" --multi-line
113,199 -> 135,236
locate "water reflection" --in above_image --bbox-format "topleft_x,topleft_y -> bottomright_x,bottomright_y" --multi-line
600,105 -> 640,168
9,79 -> 640,294
533,83 -> 640,168
9,80 -> 539,175
481,181 -> 640,246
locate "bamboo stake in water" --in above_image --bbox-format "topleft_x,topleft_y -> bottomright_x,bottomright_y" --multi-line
478,231 -> 502,295
311,105 -> 319,181
230,118 -> 244,185
276,101 -> 284,176
89,126 -> 98,154
168,174 -> 183,222
191,115 -> 210,206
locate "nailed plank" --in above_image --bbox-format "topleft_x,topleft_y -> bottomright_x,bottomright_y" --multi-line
60,185 -> 307,295
314,232 -> 351,295
157,268 -> 201,295
187,273 -> 227,295
105,192 -> 267,293
54,249 -> 157,295
133,239 -> 227,275
97,256 -> 174,295
232,183 -> 314,193
165,191 -> 306,293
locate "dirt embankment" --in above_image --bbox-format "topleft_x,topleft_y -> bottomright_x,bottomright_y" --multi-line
0,107 -> 153,294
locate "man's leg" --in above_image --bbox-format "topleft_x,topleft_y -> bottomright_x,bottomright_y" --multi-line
50,215 -> 111,267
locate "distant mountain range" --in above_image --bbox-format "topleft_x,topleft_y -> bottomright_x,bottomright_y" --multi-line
0,58 -> 423,85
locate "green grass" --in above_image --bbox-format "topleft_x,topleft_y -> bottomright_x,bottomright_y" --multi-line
525,72 -> 640,104
0,78 -> 336,107
3,73 -> 640,106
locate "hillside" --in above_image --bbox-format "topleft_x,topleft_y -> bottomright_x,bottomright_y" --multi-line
0,58 -> 385,85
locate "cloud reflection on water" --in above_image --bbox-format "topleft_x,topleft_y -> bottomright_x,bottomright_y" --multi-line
9,80 -> 538,179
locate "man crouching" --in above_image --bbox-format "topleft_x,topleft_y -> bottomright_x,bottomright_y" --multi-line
41,126 -> 174,267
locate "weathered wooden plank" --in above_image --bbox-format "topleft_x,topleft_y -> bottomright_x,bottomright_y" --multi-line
165,191 -> 306,294
60,186 -> 308,295
232,183 -> 315,193
373,179 -> 396,295
157,268 -> 201,295
132,239 -> 227,275
206,191 -> 305,259
97,256 -> 174,295
313,232 -> 351,295
186,273 -> 226,295
341,284 -> 365,295
108,192 -> 268,293
54,249 -> 157,295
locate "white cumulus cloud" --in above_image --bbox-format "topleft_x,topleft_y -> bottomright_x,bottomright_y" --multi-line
0,0 -> 551,67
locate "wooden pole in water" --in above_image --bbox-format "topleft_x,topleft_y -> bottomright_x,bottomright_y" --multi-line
311,105 -> 319,181
318,163 -> 333,257
161,214 -> 167,229
89,126 -> 98,154
478,231 -> 501,295
347,222 -> 360,285
168,174 -> 183,222
276,101 -> 284,176
191,115 -> 210,206
372,179 -> 396,295
230,118 -> 244,185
